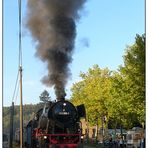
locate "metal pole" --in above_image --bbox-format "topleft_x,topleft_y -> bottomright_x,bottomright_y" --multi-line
120,113 -> 123,146
102,116 -> 104,143
9,102 -> 14,148
96,119 -> 98,142
19,66 -> 23,148
86,117 -> 89,143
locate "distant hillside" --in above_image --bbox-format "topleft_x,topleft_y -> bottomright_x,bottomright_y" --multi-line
3,102 -> 45,135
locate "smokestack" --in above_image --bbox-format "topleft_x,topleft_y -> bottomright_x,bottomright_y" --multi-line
26,0 -> 87,100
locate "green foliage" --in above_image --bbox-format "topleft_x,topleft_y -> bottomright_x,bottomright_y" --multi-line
70,34 -> 145,129
3,103 -> 44,134
39,90 -> 51,103
71,65 -> 112,126
120,34 -> 145,125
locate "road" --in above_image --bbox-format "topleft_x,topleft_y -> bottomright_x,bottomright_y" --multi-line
83,144 -> 105,148
83,145 -> 96,148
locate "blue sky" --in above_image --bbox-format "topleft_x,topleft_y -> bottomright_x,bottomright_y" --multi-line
3,0 -> 145,106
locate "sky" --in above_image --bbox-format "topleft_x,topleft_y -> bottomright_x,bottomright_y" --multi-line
3,0 -> 145,107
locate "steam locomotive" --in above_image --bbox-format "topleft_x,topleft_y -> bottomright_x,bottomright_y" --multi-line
25,99 -> 86,148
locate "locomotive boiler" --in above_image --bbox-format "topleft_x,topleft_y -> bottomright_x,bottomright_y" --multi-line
25,99 -> 86,148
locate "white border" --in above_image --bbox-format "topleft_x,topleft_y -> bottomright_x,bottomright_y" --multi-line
0,0 -> 2,147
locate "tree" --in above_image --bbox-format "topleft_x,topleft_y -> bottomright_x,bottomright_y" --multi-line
70,34 -> 145,129
108,72 -> 132,129
107,34 -> 145,129
39,90 -> 51,103
120,34 -> 145,126
71,65 -> 112,126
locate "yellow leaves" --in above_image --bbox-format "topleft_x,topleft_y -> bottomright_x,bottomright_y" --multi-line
70,35 -> 145,128
70,65 -> 112,125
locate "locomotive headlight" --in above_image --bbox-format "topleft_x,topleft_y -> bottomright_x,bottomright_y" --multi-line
81,136 -> 84,139
44,136 -> 47,139
63,103 -> 66,106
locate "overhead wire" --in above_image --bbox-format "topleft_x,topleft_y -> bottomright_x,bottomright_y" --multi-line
11,70 -> 19,103
14,79 -> 20,105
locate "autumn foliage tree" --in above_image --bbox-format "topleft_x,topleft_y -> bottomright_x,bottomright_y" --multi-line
70,34 -> 145,129
71,65 -> 112,126
119,34 -> 145,127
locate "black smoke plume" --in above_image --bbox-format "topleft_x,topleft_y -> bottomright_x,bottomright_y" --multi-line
26,0 -> 87,100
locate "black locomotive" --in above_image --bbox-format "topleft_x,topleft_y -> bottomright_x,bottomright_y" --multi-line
25,99 -> 86,148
